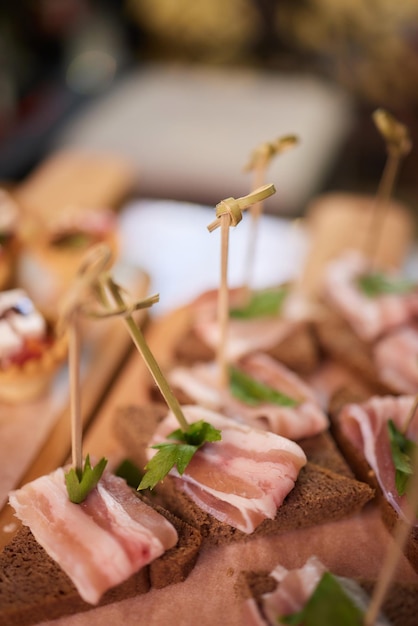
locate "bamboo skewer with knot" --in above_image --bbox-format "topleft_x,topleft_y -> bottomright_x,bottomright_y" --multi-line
58,243 -> 189,476
364,109 -> 412,267
207,184 -> 276,388
243,135 -> 298,289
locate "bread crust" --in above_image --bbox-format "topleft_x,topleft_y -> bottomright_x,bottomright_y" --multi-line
113,403 -> 374,546
0,492 -> 201,626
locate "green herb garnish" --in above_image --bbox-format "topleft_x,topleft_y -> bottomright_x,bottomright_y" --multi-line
229,287 -> 287,319
52,232 -> 93,249
138,420 -> 222,491
388,419 -> 416,496
357,272 -> 415,298
229,366 -> 298,407
280,572 -> 364,626
65,455 -> 108,504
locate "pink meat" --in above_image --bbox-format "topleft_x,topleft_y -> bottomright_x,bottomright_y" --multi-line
53,207 -> 117,238
194,316 -> 297,361
243,557 -> 390,625
148,406 -> 306,534
373,326 -> 418,394
338,395 -> 418,523
323,250 -> 418,341
263,557 -> 327,624
306,359 -> 372,411
9,469 -> 178,605
168,354 -> 328,440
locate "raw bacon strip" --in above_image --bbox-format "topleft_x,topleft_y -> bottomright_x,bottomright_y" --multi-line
323,250 -> 418,341
338,395 -> 418,523
261,556 -> 326,624
244,557 -> 390,626
9,469 -> 178,605
148,406 -> 306,534
168,353 -> 328,440
194,317 -> 297,361
373,326 -> 418,394
49,207 -> 117,243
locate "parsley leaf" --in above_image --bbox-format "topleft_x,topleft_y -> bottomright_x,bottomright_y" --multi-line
65,455 -> 108,504
387,419 -> 416,496
280,572 -> 364,626
138,420 -> 222,491
229,287 -> 287,319
357,272 -> 415,298
51,232 -> 93,249
229,366 -> 298,407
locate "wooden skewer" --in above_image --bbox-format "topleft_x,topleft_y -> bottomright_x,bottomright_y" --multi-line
58,243 -> 113,472
104,277 -> 189,432
217,214 -> 230,388
69,316 -> 82,472
207,184 -> 276,387
364,109 -> 411,267
243,135 -> 298,288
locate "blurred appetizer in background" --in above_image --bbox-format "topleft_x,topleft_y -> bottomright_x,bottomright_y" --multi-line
11,148 -> 135,320
17,204 -> 119,321
0,288 -> 67,404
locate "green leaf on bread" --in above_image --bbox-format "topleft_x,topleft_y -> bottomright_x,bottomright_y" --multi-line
387,419 -> 416,496
229,365 -> 298,407
138,420 -> 222,491
357,272 -> 415,298
65,455 -> 108,504
229,286 -> 288,318
280,571 -> 364,625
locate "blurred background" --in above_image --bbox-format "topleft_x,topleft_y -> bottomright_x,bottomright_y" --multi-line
1,0 -> 418,215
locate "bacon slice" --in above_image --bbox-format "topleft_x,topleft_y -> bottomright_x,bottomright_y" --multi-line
49,207 -> 117,243
243,557 -> 390,626
338,395 -> 418,523
194,317 -> 296,361
261,556 -> 326,624
323,250 -> 418,341
148,406 -> 306,534
187,285 -> 300,361
168,353 -> 328,440
194,317 -> 297,361
373,326 -> 418,394
9,469 -> 178,605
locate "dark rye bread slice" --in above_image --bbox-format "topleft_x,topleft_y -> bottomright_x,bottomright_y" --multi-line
312,305 -> 395,395
235,568 -> 418,626
174,320 -> 320,376
113,403 -> 374,546
329,390 -> 418,575
0,492 -> 201,626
